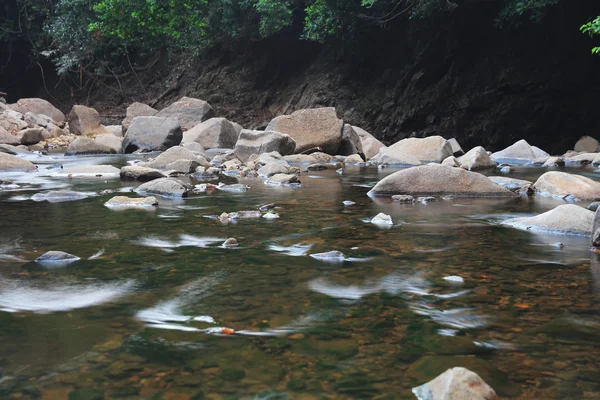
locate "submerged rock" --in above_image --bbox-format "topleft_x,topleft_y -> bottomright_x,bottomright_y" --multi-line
264,173 -> 301,186
502,204 -> 593,236
412,367 -> 498,400
266,107 -> 343,154
135,178 -> 190,198
31,190 -> 91,203
310,250 -> 345,261
488,176 -> 532,191
533,171 -> 600,201
371,213 -> 393,226
104,196 -> 158,209
392,195 -> 415,203
36,251 -> 80,264
222,238 -> 238,248
368,165 -> 516,198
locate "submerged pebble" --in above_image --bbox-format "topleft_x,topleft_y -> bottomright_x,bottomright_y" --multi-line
343,200 -> 356,206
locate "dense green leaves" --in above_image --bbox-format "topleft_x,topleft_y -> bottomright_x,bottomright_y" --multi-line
581,16 -> 600,55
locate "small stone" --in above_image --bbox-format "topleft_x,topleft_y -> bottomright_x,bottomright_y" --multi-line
310,250 -> 345,261
262,212 -> 280,219
392,195 -> 415,203
371,213 -> 393,226
500,165 -> 513,173
418,196 -> 436,204
343,200 -> 356,206
307,163 -> 328,171
443,275 -> 465,283
548,242 -> 564,249
36,251 -> 80,264
222,238 -> 238,248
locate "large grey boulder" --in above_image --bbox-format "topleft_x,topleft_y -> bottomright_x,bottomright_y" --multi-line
338,124 -> 364,157
24,112 -> 54,129
0,153 -> 36,172
65,137 -> 116,156
182,118 -> 238,149
265,107 -> 343,154
122,102 -> 157,132
0,127 -> 19,145
257,162 -> 293,177
491,139 -> 543,162
592,207 -> 600,248
94,133 -> 122,153
412,367 -> 498,400
120,165 -> 166,182
155,96 -> 215,130
574,136 -> 600,153
502,204 -> 593,236
533,171 -> 600,201
10,98 -> 65,125
135,178 -> 190,198
458,146 -> 496,170
122,116 -> 182,153
367,164 -> 516,197
233,129 -> 296,162
142,146 -> 208,170
353,126 -> 384,160
68,105 -> 110,136
17,128 -> 44,145
264,173 -> 301,186
0,110 -> 28,133
376,136 -> 452,164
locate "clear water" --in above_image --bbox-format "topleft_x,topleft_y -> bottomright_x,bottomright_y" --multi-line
0,154 -> 599,399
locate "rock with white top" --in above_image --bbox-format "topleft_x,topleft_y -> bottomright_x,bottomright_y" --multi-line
412,367 -> 498,400
491,139 -> 544,162
502,204 -> 593,236
533,171 -> 600,201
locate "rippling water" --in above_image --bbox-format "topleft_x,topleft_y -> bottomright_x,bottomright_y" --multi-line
0,154 -> 598,399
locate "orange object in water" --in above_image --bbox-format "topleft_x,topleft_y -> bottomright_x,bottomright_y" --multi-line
222,328 -> 235,335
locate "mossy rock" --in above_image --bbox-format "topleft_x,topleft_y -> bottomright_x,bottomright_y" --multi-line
68,388 -> 105,400
405,355 -> 519,397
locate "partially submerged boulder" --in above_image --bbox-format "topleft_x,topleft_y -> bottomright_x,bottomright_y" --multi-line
233,129 -> 296,162
155,96 -> 215,130
35,251 -> 80,264
122,116 -> 182,153
367,164 -> 516,197
488,176 -> 532,191
0,153 -> 36,172
135,177 -> 190,198
65,137 -> 116,156
533,171 -> 600,201
122,102 -> 157,131
458,146 -> 496,170
104,196 -> 158,209
412,367 -> 498,400
265,107 -> 343,154
182,117 -> 238,149
120,165 -> 166,182
142,146 -> 209,170
501,204 -> 593,236
491,139 -> 545,162
353,126 -> 384,160
11,98 -> 65,125
68,105 -> 110,136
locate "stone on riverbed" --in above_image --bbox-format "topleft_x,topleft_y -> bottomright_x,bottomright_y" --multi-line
122,116 -> 182,153
36,251 -> 80,264
143,146 -> 209,170
104,196 -> 158,209
266,107 -> 343,155
501,204 -> 593,236
264,173 -> 301,186
222,238 -> 238,248
0,153 -> 37,172
490,139 -> 546,163
68,105 -> 110,136
412,367 -> 498,400
122,102 -> 158,131
120,166 -> 165,182
65,137 -> 116,156
257,162 -> 292,177
94,133 -> 123,153
367,165 -> 517,198
377,136 -> 452,164
392,195 -> 415,203
371,213 -> 393,226
183,117 -> 238,149
533,171 -> 600,201
135,178 -> 190,198
31,190 -> 91,203
233,129 -> 296,162
488,176 -> 532,191
458,146 -> 496,170
57,165 -> 120,178
155,96 -> 215,131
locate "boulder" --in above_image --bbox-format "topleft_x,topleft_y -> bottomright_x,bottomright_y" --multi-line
491,139 -> 540,162
24,112 -> 54,129
104,196 -> 158,209
412,367 -> 498,400
68,105 -> 110,136
458,146 -> 496,170
10,98 -> 65,125
65,137 -> 116,156
0,144 -> 30,155
258,162 -> 293,177
57,165 -> 120,178
182,117 -> 238,149
105,125 -> 123,137
441,156 -> 460,167
338,124 -> 364,157
120,166 -> 166,182
166,159 -> 201,173
533,171 -> 600,201
0,127 -> 19,145
353,126 -> 384,160
122,102 -> 157,131
155,96 -> 215,130
367,165 -> 516,197
122,116 -> 182,153
182,141 -> 207,156
377,136 -> 452,164
264,173 -> 301,186
265,107 -> 343,154
531,146 -> 550,158
565,153 -> 596,165
375,147 -> 422,166
94,133 -> 123,153
135,178 -> 190,198
142,146 -> 208,170
233,129 -> 296,162
542,156 -> 565,167
35,251 -> 80,264
283,154 -> 318,164
17,128 -> 43,145
0,110 -> 28,133
593,207 -> 600,247
447,138 -> 464,156
0,153 -> 37,172
231,121 -> 243,137
345,154 -> 364,164
488,176 -> 532,191
574,136 -> 600,153
501,204 -> 593,236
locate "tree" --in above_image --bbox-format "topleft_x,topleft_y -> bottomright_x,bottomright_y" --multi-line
581,16 -> 600,55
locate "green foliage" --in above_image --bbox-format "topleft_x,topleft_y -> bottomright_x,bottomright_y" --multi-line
581,16 -> 600,55
496,0 -> 559,26
255,0 -> 293,38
